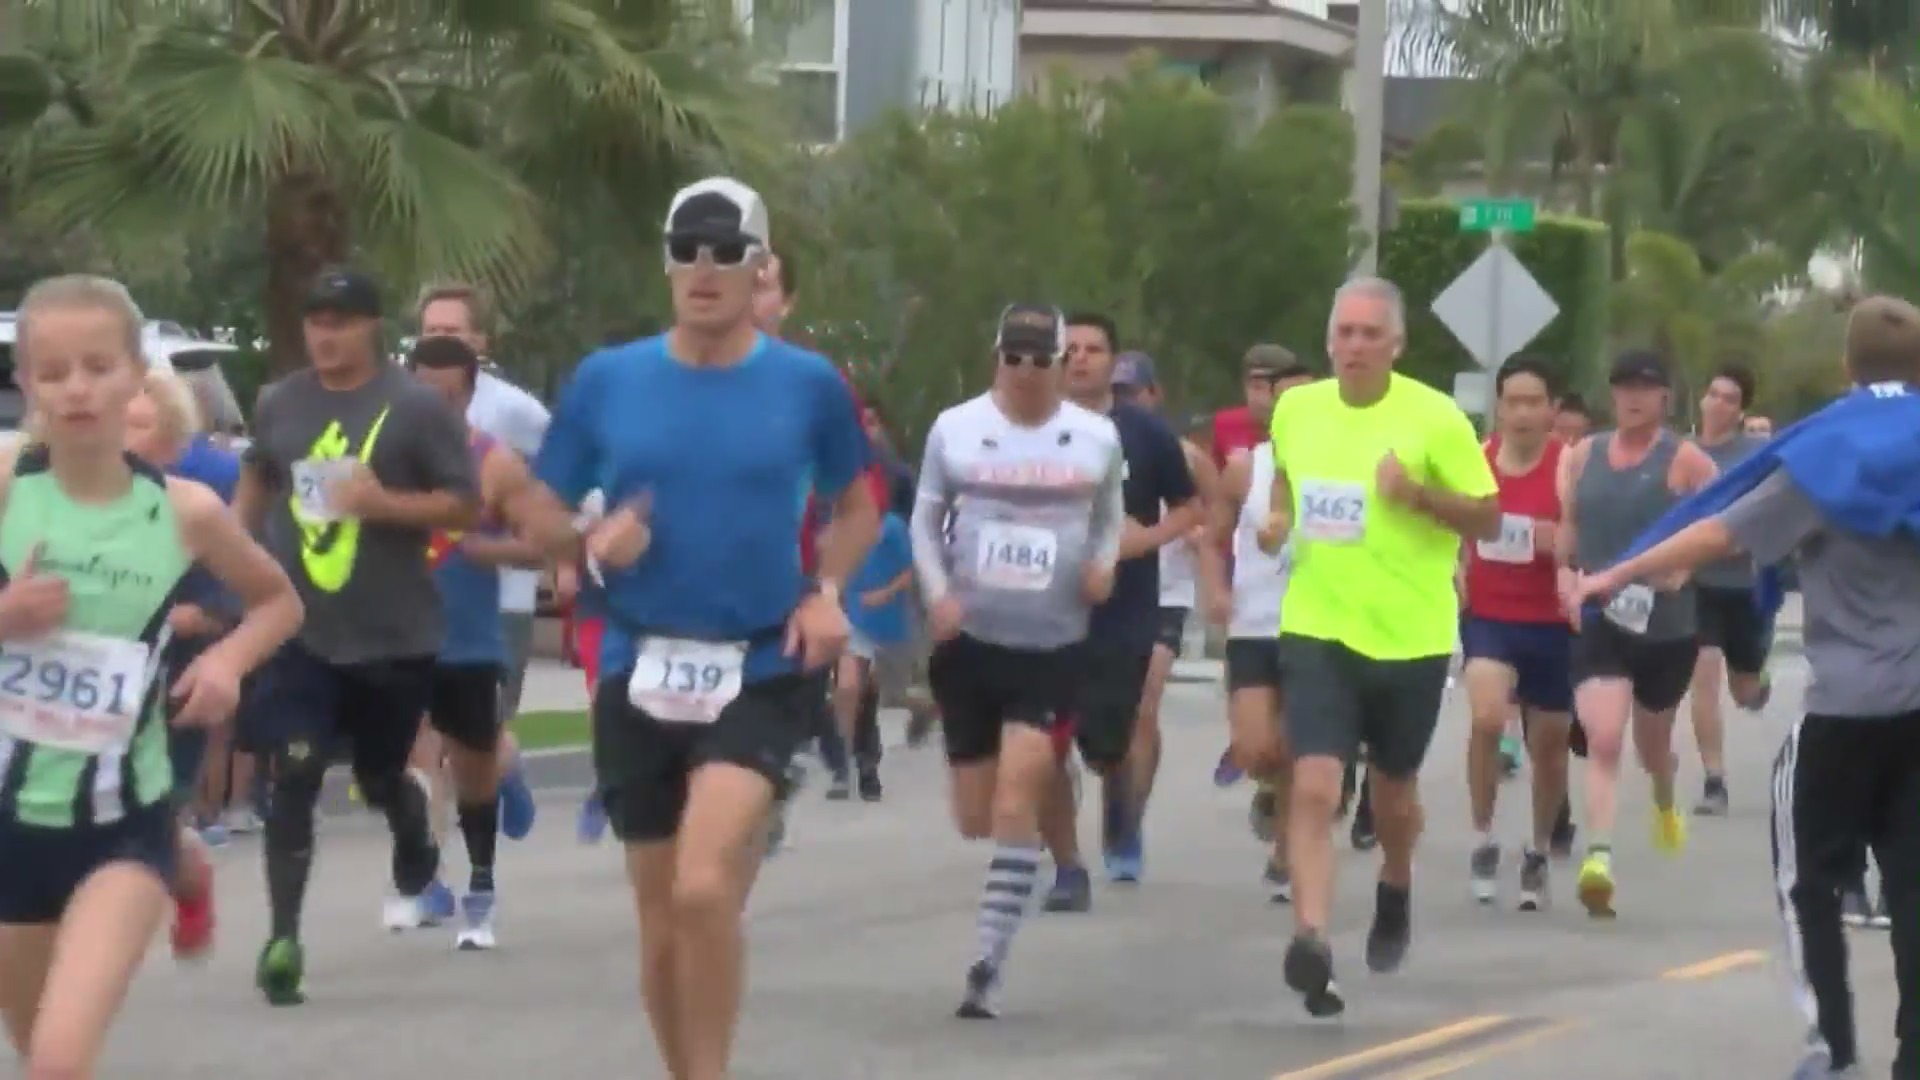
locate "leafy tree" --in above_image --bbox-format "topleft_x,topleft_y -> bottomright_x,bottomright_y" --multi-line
2,0 -> 777,371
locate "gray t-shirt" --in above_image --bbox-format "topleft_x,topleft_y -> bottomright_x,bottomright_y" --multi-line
1721,471 -> 1920,718
911,394 -> 1125,650
246,364 -> 478,664
1693,432 -> 1765,588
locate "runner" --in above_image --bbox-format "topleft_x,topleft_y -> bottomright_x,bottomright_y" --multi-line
1553,393 -> 1594,445
1209,344 -> 1299,472
237,267 -> 481,1004
1744,415 -> 1774,439
1571,294 -> 1920,1080
1688,363 -> 1773,816
1041,317 -> 1200,902
1554,349 -> 1718,919
1211,376 -> 1302,901
418,283 -> 544,838
1265,277 -> 1498,1017
912,303 -> 1123,1017
830,498 -> 912,802
0,274 -> 301,1075
1459,357 -> 1575,911
411,336 -> 552,950
1112,351 -> 1226,868
530,176 -> 878,1077
124,368 -> 243,958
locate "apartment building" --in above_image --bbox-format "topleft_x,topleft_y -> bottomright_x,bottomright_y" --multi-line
745,0 -> 1359,143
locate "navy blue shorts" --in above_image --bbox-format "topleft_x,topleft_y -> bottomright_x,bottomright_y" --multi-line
168,725 -> 208,802
1461,617 -> 1575,713
248,641 -> 433,783
0,803 -> 178,924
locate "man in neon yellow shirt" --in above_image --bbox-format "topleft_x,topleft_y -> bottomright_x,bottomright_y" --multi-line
1260,277 -> 1499,1018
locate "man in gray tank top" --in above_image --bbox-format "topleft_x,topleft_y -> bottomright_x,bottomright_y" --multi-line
1554,349 -> 1717,919
1687,364 -> 1774,817
1574,295 -> 1920,1080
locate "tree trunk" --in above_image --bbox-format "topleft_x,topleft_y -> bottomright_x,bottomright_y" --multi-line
262,168 -> 349,375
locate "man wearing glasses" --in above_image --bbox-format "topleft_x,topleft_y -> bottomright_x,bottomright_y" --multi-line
911,303 -> 1124,1017
531,176 -> 878,1080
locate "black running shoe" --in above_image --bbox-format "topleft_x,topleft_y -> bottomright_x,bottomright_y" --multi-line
1366,881 -> 1412,974
1283,932 -> 1345,1018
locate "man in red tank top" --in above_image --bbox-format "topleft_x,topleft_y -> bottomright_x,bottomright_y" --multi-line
1459,358 -> 1578,913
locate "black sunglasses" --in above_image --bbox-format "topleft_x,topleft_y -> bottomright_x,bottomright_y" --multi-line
1001,352 -> 1055,369
665,234 -> 755,268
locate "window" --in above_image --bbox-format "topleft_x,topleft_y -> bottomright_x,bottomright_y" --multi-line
750,0 -> 844,143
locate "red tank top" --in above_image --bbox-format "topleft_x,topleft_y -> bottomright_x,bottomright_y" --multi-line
1465,436 -> 1563,624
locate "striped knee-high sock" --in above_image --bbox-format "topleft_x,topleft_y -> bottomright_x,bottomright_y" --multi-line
974,843 -> 1042,968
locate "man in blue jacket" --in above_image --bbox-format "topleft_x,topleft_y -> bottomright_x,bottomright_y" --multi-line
1574,294 -> 1920,1080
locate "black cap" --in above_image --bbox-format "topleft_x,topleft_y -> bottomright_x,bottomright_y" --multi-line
304,268 -> 382,319
1609,349 -> 1670,388
1113,351 -> 1157,389
995,303 -> 1065,358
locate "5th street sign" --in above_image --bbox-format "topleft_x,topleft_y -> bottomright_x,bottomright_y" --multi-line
1459,199 -> 1536,233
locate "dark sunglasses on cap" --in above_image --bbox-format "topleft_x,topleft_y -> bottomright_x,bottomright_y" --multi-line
665,233 -> 758,268
1000,352 -> 1056,369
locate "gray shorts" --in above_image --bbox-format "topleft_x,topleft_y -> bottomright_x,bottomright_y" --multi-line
1278,634 -> 1449,779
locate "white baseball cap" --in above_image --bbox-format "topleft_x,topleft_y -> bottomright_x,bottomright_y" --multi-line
664,177 -> 770,246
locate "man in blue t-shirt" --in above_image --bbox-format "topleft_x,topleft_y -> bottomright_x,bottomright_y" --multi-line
1039,313 -> 1202,912
827,510 -> 912,801
529,176 -> 876,1080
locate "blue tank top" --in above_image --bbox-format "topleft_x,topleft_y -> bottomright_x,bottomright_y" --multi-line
434,432 -> 507,666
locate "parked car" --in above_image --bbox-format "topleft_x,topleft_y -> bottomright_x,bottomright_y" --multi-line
0,313 -> 247,437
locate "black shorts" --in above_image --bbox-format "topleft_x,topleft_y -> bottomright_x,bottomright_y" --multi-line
1696,585 -> 1769,676
0,802 -> 178,924
592,672 -> 815,844
927,634 -> 1076,766
1155,607 -> 1189,657
1572,614 -> 1698,713
249,641 -> 434,785
1277,635 -> 1449,779
428,662 -> 504,753
1225,637 -> 1284,692
1072,638 -> 1153,769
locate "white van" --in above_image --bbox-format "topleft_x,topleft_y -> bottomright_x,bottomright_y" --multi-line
0,313 -> 247,435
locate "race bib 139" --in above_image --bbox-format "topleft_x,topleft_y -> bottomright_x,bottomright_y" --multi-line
626,637 -> 746,725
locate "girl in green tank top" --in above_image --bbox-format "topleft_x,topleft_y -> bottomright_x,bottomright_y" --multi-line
0,275 -> 304,1078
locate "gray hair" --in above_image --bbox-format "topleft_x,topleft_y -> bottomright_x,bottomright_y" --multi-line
16,274 -> 146,368
1327,276 -> 1406,341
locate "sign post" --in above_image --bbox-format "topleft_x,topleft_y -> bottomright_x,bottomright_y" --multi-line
1433,199 -> 1558,433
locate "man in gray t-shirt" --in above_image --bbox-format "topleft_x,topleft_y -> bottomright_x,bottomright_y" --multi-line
237,268 -> 480,1007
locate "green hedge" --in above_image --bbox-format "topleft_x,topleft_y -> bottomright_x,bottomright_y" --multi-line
1380,199 -> 1611,396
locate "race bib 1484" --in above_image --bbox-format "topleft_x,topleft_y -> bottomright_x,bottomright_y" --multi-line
0,631 -> 152,754
976,522 -> 1058,591
1295,479 -> 1368,544
627,637 -> 746,725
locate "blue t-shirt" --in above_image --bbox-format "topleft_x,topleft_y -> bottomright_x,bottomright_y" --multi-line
172,434 -> 240,503
1089,402 -> 1197,648
535,334 -> 870,682
847,513 -> 912,646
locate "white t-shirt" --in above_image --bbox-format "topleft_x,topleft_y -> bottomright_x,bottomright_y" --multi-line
467,368 -> 551,614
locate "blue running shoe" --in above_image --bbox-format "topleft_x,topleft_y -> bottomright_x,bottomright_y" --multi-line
199,820 -> 231,849
1042,865 -> 1092,913
577,793 -> 608,845
498,753 -> 537,841
1104,833 -> 1144,884
1212,749 -> 1243,787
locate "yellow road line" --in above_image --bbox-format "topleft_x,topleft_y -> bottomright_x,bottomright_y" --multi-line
1270,1015 -> 1516,1080
1660,949 -> 1768,981
1376,1021 -> 1581,1080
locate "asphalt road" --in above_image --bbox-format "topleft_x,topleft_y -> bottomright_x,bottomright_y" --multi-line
109,636 -> 1902,1078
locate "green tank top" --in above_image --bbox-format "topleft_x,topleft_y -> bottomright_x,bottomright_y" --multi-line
0,447 -> 191,827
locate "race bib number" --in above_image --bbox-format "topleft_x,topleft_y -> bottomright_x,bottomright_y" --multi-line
976,523 -> 1057,591
1604,584 -> 1656,635
626,638 -> 745,725
1296,480 -> 1367,544
291,458 -> 355,524
0,632 -> 151,754
1476,514 -> 1537,565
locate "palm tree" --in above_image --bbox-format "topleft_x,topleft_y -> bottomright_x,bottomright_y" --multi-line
1834,71 -> 1919,297
1,0 -> 777,370
1395,0 -> 1785,218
